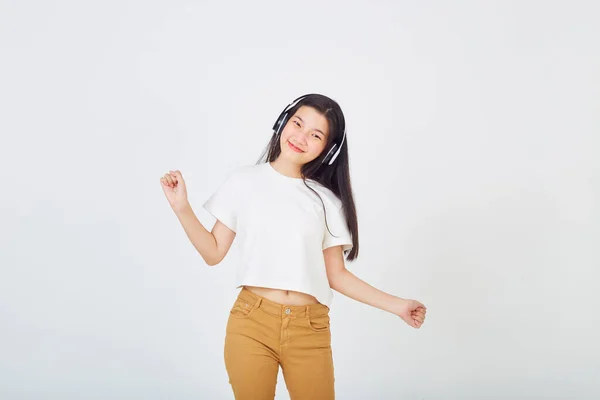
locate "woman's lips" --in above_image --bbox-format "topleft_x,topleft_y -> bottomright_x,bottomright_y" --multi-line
288,141 -> 304,153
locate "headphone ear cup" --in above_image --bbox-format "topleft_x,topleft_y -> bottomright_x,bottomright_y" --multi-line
273,112 -> 288,135
328,146 -> 341,165
322,143 -> 338,164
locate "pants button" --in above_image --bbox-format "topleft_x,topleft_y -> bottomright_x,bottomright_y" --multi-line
285,308 -> 291,315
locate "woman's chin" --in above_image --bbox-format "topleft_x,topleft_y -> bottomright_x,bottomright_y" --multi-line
281,147 -> 304,159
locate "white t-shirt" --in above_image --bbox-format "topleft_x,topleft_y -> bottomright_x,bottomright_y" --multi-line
202,161 -> 353,307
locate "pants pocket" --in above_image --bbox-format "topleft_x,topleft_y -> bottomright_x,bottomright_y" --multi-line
306,312 -> 330,332
229,298 -> 256,319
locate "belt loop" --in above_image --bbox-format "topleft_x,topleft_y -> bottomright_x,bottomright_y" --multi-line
305,305 -> 309,318
254,297 -> 262,310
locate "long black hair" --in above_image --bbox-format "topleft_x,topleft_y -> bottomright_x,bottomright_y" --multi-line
256,94 -> 359,261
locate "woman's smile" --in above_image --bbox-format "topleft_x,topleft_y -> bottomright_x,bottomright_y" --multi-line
287,141 -> 305,153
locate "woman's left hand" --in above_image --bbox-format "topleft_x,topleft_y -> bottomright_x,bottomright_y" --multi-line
395,298 -> 427,329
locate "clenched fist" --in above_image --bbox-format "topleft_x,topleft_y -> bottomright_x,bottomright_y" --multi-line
160,170 -> 189,212
395,298 -> 427,329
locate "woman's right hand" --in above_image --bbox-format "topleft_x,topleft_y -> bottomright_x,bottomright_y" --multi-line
160,170 -> 189,212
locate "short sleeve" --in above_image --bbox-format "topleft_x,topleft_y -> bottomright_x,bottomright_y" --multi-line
322,203 -> 353,252
202,171 -> 239,232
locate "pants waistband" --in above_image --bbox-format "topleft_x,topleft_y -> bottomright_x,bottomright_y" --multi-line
237,287 -> 329,318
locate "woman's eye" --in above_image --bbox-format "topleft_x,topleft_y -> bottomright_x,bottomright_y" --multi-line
312,134 -> 322,140
293,121 -> 301,127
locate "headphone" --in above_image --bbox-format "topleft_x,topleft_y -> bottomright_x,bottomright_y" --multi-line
272,94 -> 346,166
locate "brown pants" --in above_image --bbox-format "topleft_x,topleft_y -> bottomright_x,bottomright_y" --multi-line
224,287 -> 335,399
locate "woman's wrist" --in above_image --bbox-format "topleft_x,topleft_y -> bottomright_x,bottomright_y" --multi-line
173,201 -> 192,215
389,296 -> 407,316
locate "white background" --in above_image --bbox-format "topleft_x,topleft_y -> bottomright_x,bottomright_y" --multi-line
1,1 -> 598,398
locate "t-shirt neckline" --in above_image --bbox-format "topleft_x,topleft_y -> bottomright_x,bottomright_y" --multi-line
266,162 -> 306,183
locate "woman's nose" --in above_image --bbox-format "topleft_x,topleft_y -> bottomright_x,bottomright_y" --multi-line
298,129 -> 311,142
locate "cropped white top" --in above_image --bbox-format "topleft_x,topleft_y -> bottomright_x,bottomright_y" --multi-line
202,162 -> 353,307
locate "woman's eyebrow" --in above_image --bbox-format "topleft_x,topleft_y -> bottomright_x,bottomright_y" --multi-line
294,116 -> 327,136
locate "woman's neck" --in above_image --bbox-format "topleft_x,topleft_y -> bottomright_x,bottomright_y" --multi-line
269,159 -> 303,179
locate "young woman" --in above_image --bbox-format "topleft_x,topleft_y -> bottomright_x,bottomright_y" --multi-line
160,94 -> 427,399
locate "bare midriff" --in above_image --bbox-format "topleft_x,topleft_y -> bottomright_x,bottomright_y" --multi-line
243,285 -> 321,306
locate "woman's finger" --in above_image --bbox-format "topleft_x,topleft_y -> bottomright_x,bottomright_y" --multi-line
160,177 -> 173,190
169,171 -> 179,184
413,312 -> 425,321
170,170 -> 183,183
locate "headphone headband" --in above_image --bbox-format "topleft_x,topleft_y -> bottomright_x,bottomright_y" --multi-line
272,94 -> 346,166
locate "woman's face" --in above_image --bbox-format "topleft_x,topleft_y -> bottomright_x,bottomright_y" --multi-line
279,105 -> 330,164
